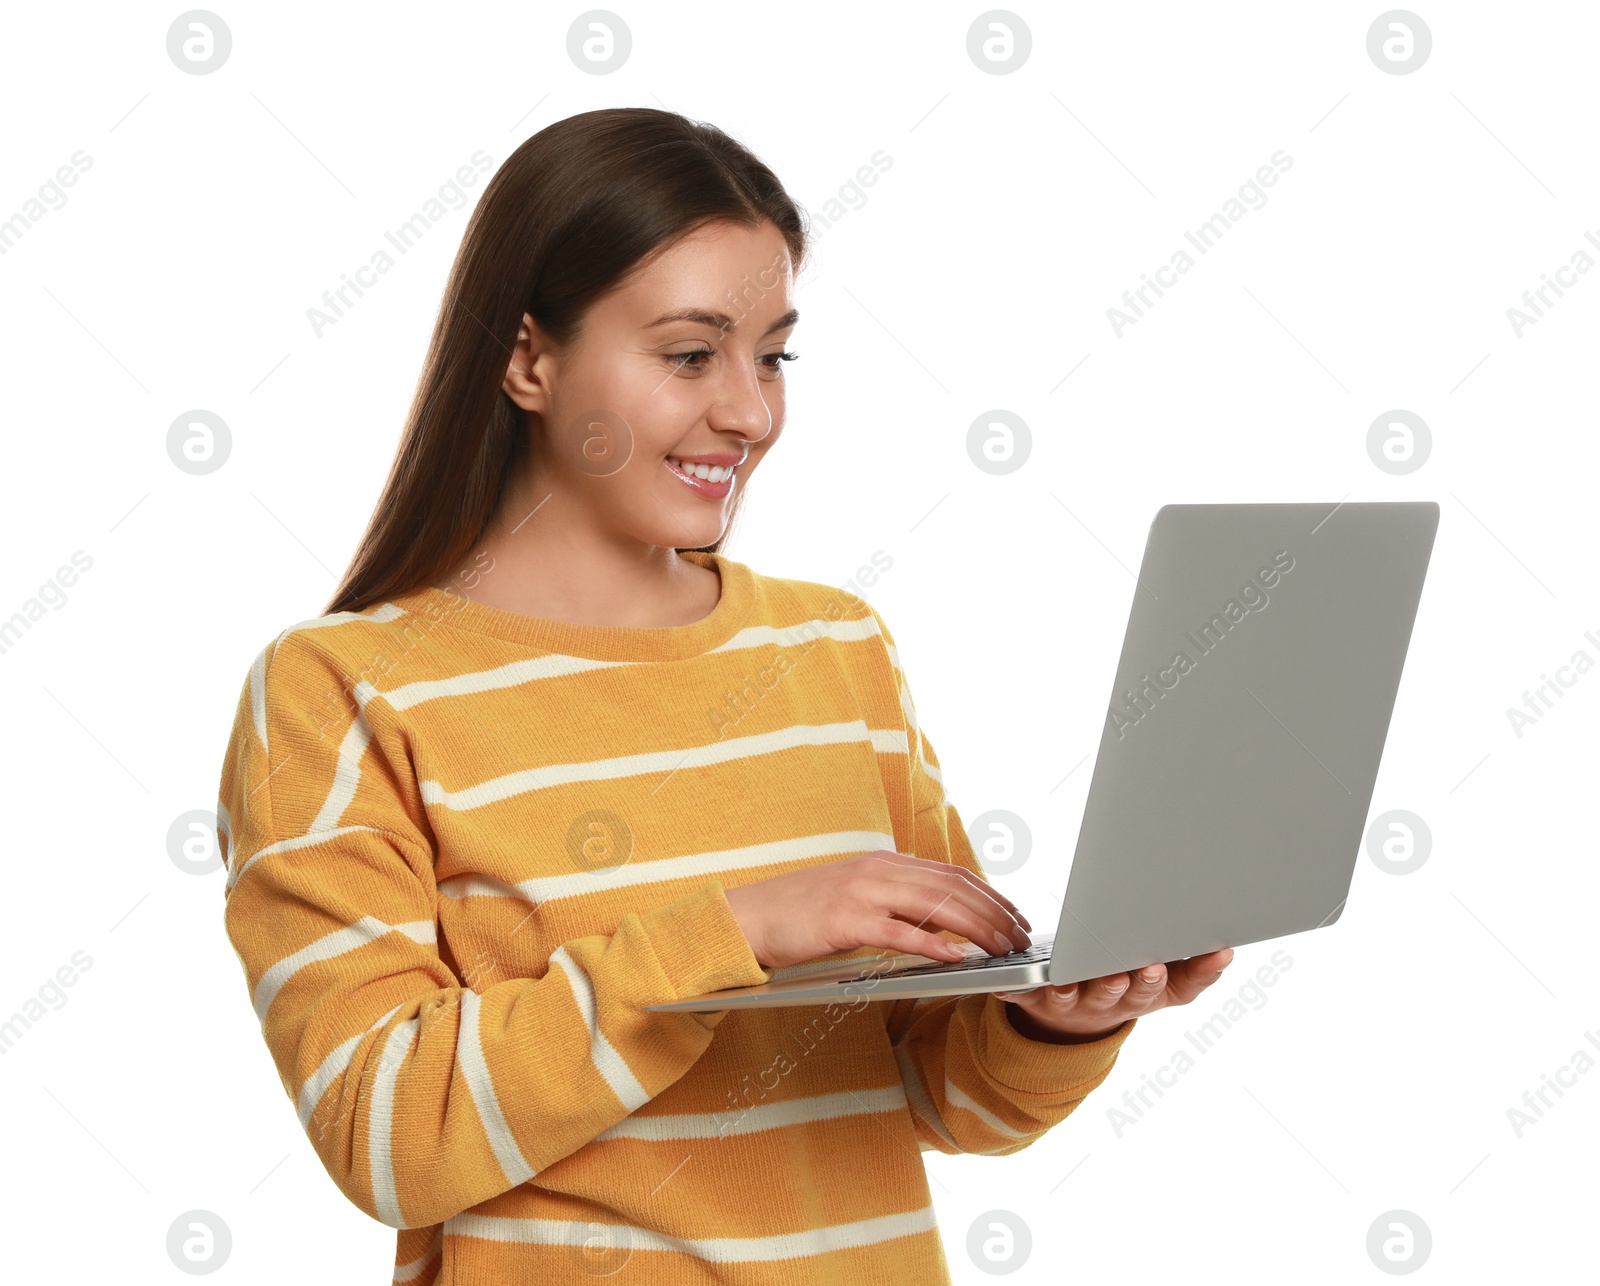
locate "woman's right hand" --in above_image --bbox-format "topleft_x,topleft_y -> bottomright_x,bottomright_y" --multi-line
721,851 -> 1033,970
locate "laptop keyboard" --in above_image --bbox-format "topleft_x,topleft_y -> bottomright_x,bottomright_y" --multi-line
841,937 -> 1054,982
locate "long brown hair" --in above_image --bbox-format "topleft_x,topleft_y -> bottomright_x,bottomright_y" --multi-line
324,108 -> 810,615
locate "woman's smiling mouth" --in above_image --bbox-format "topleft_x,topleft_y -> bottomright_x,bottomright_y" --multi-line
665,453 -> 742,497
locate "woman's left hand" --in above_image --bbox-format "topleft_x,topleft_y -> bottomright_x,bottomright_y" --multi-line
991,947 -> 1235,1044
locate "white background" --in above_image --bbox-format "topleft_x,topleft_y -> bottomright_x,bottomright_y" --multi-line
1,1 -> 1595,1281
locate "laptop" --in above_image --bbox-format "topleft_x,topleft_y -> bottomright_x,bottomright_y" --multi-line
644,501 -> 1440,1013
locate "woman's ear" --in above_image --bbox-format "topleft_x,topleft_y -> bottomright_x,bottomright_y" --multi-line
502,311 -> 557,413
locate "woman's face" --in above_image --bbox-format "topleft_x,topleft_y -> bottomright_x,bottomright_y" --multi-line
504,218 -> 798,552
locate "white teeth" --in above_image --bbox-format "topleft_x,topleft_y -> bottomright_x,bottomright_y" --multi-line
670,457 -> 734,483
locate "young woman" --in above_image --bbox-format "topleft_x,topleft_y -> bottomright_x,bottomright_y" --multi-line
217,106 -> 1234,1285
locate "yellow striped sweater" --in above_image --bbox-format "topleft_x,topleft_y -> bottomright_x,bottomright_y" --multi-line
216,548 -> 1136,1284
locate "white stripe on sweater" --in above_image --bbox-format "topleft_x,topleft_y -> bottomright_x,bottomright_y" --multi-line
945,1075 -> 1034,1141
227,823 -> 383,892
420,722 -> 905,812
457,987 -> 538,1186
594,1086 -> 908,1142
249,602 -> 404,760
296,991 -> 544,1200
441,1203 -> 940,1262
706,613 -> 884,655
382,652 -> 625,709
896,674 -> 944,787
309,680 -> 379,831
897,675 -> 917,738
249,645 -> 271,750
547,946 -> 650,1113
215,799 -> 233,875
891,1022 -> 1010,1156
298,1002 -> 406,1132
393,1228 -> 442,1282
437,830 -> 896,908
286,602 -> 408,634
369,1015 -> 418,1228
891,1040 -> 959,1152
370,614 -> 884,714
252,916 -> 435,1024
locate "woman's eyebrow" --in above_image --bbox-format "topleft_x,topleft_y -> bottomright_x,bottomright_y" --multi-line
645,307 -> 799,336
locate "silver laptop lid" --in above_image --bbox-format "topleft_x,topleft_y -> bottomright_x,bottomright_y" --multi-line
1047,501 -> 1439,985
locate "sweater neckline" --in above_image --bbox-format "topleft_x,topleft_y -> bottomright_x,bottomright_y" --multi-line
392,550 -> 756,663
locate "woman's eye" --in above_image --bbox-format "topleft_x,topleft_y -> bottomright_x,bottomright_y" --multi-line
666,348 -> 798,374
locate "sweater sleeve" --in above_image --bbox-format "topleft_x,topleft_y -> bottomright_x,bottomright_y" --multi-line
866,607 -> 1137,1156
216,630 -> 773,1229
